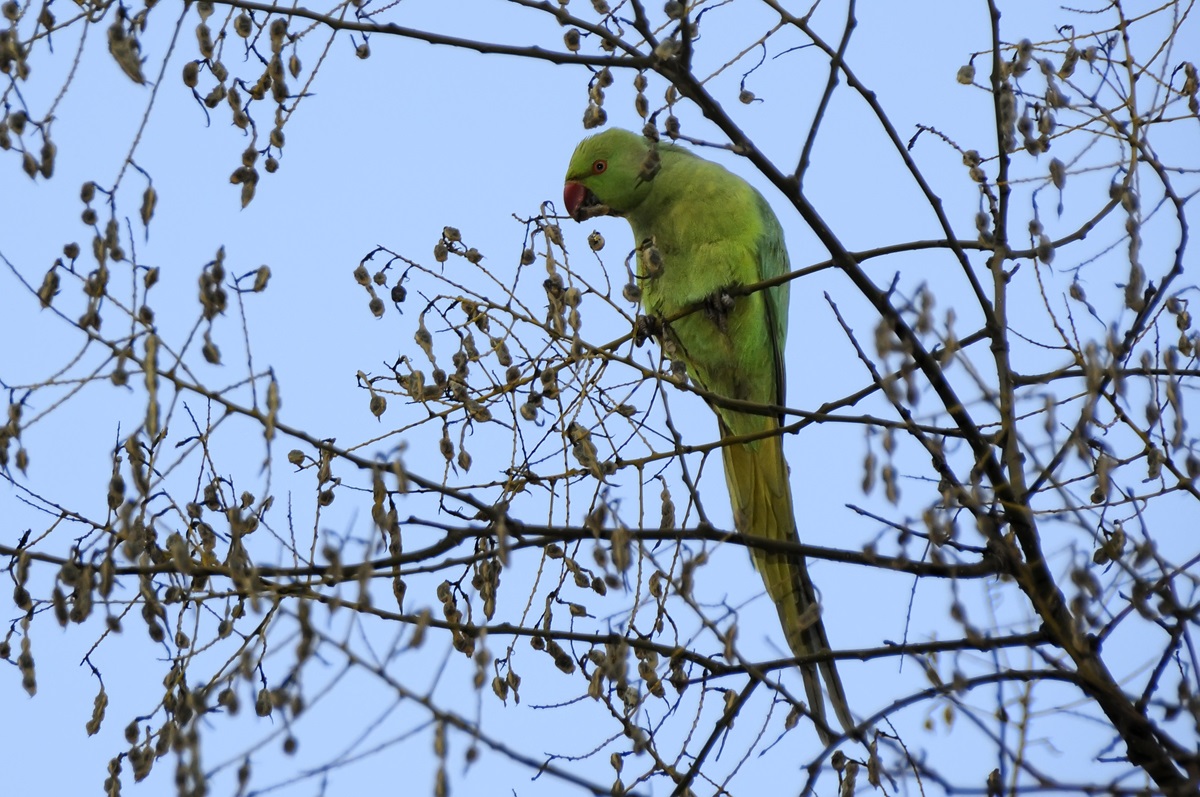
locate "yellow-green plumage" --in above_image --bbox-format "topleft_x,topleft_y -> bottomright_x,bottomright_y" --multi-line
564,128 -> 853,744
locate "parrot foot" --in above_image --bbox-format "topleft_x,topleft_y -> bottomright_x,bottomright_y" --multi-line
634,314 -> 662,347
703,288 -> 737,332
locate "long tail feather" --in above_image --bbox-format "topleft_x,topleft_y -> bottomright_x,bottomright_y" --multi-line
720,425 -> 854,745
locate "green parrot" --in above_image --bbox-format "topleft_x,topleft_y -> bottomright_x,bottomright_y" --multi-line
563,128 -> 853,744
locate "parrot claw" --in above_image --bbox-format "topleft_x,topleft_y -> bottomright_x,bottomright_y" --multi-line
703,288 -> 737,332
634,314 -> 662,347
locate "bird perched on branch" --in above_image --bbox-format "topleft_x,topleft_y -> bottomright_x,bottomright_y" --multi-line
563,127 -> 853,744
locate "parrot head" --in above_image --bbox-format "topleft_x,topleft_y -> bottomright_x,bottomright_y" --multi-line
563,128 -> 654,222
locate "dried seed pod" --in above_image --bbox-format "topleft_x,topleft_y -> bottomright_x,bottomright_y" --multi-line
255,688 -> 273,717
37,268 -> 60,308
1058,46 -> 1079,78
465,399 -> 492,423
232,105 -> 250,131
1049,158 -> 1066,190
1011,38 -> 1033,77
1036,234 -> 1054,263
202,334 -> 221,364
269,17 -> 288,51
415,316 -> 435,360
85,265 -> 112,302
1125,262 -> 1145,312
540,368 -> 560,399
107,471 -> 126,510
204,83 -> 226,108
86,686 -> 109,739
583,102 -> 606,129
196,24 -> 214,58
270,75 -> 289,102
635,93 -> 649,119
107,21 -> 146,84
1037,107 -> 1055,136
491,337 -> 512,366
248,73 -> 270,100
36,138 -> 56,179
1017,106 -> 1034,139
664,114 -> 680,138
253,265 -> 271,292
18,639 -> 36,695
369,393 -> 386,418
1045,81 -> 1068,109
140,186 -> 157,226
462,332 -> 480,361
638,242 -> 663,278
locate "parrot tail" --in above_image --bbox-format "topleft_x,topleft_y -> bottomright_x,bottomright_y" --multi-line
719,424 -> 855,746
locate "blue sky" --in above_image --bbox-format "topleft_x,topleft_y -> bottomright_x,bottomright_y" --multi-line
2,2 -> 1197,795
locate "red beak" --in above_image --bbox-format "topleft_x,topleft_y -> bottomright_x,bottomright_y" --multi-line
563,182 -> 587,219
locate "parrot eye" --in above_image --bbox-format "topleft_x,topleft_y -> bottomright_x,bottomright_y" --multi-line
592,159 -> 607,174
